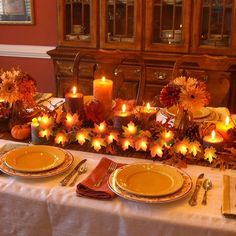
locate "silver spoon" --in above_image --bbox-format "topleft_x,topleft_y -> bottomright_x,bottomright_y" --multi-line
201,179 -> 213,205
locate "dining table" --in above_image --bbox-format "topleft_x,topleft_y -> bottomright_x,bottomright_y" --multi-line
0,138 -> 236,236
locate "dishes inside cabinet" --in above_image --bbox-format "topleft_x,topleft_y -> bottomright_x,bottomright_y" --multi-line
161,30 -> 182,44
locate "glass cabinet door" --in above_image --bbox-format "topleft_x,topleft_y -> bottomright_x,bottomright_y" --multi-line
100,0 -> 143,50
192,0 -> 236,55
145,0 -> 191,52
58,0 -> 98,48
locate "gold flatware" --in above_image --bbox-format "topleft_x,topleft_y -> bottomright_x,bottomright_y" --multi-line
94,162 -> 117,188
69,164 -> 88,187
60,159 -> 87,186
188,173 -> 204,206
201,179 -> 213,205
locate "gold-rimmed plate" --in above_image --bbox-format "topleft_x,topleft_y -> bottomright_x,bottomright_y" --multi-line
166,106 -> 211,119
115,163 -> 184,197
4,145 -> 66,173
0,150 -> 74,178
109,167 -> 192,203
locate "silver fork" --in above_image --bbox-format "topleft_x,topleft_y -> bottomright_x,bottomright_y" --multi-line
69,164 -> 88,187
94,162 -> 117,188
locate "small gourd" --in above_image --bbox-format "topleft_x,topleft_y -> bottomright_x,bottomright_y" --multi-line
11,124 -> 31,140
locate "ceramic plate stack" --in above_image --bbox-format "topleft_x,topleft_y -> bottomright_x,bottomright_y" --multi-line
0,145 -> 74,178
163,106 -> 218,123
108,163 -> 192,203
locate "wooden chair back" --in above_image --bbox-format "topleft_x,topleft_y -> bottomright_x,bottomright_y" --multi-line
72,50 -> 145,104
172,55 -> 236,109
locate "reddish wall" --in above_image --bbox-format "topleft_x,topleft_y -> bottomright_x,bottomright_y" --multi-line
0,0 -> 58,93
0,57 -> 55,93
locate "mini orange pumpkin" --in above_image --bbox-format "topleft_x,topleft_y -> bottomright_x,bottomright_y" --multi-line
11,124 -> 31,140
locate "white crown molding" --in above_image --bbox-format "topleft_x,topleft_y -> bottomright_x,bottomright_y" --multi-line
0,44 -> 55,59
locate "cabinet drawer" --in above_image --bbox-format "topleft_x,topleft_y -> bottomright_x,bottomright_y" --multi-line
56,61 -> 95,77
146,67 -> 172,83
114,65 -> 141,81
56,61 -> 74,76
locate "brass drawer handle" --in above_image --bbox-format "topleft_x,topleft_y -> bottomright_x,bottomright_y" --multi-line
114,68 -> 123,76
154,72 -> 167,80
134,69 -> 141,74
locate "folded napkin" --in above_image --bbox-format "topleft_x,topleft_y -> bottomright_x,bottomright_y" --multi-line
222,175 -> 236,217
76,157 -> 123,200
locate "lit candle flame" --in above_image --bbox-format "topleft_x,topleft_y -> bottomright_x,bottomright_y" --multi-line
211,130 -> 216,141
155,146 -> 163,157
122,104 -> 126,113
72,86 -> 77,95
165,131 -> 171,139
58,136 -> 63,143
98,123 -> 105,132
108,134 -> 114,143
102,76 -> 106,82
225,116 -> 230,126
41,130 -> 48,137
66,114 -> 73,124
124,140 -> 130,149
41,116 -> 49,124
146,102 -> 150,111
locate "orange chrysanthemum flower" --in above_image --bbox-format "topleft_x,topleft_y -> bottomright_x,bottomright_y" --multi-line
179,83 -> 210,112
0,78 -> 19,103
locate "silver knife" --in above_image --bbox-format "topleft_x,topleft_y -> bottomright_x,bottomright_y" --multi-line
60,159 -> 87,186
188,173 -> 204,206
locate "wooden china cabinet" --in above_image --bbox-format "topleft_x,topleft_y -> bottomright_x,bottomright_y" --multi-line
48,0 -> 236,112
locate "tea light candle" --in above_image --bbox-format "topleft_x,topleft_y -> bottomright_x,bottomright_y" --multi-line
113,104 -> 132,130
216,116 -> 234,139
93,76 -> 113,119
31,117 -> 47,144
139,102 -> 157,125
65,86 -> 84,115
203,130 -> 223,151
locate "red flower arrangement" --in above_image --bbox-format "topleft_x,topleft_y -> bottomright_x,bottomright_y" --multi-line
160,76 -> 210,112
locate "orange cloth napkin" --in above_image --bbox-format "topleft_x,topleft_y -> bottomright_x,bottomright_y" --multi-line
76,157 -> 124,200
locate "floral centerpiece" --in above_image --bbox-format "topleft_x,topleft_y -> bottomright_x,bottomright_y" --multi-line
0,68 -> 37,127
160,76 -> 211,138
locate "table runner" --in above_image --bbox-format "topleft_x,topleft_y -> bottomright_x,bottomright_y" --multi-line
0,139 -> 236,236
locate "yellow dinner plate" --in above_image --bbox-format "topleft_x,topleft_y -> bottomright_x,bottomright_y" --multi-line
166,106 -> 211,119
4,145 -> 66,172
115,163 -> 184,197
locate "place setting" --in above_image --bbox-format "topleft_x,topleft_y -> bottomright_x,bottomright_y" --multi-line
0,145 -> 74,178
74,157 -> 193,203
108,162 -> 192,203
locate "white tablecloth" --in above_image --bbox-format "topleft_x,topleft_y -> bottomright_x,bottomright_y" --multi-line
0,139 -> 236,236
